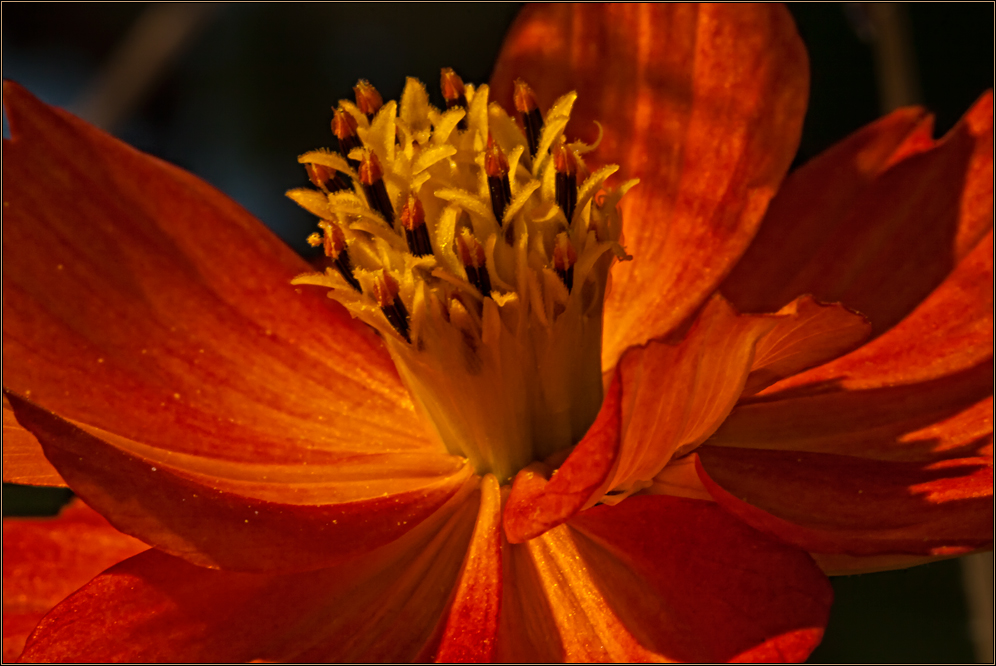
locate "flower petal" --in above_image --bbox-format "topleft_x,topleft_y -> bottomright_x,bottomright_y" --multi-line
724,91 -> 994,336
18,484 -> 480,663
496,496 -> 831,662
492,4 -> 810,368
723,104 -> 935,310
697,446 -> 992,558
2,500 -> 146,662
2,81 -> 429,466
431,475 -> 503,663
6,390 -> 475,573
712,230 -> 993,463
2,395 -> 63,487
741,295 -> 871,397
504,295 -> 775,542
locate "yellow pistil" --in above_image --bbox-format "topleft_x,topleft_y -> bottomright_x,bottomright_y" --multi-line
289,75 -> 638,483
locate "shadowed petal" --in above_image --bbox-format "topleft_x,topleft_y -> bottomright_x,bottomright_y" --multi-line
712,231 -> 993,463
18,484 -> 480,663
6,390 -> 475,573
697,447 -> 992,557
724,91 -> 993,336
497,496 -> 831,663
2,395 -> 63,487
491,4 -> 810,369
2,82 -> 429,467
3,500 -> 146,662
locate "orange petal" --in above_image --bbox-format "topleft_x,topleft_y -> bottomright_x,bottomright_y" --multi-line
505,295 -> 775,542
18,487 -> 480,663
697,446 -> 992,558
432,475 -> 503,663
741,295 -> 871,397
713,231 -> 992,462
2,394 -> 63,486
497,496 -> 831,662
2,81 -> 428,465
6,390 -> 475,573
725,91 -> 994,337
2,500 -> 146,662
492,4 -> 810,369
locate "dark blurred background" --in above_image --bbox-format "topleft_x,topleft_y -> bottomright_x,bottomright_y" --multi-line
2,3 -> 993,662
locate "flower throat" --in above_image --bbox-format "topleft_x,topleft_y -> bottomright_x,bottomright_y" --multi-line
289,70 -> 636,483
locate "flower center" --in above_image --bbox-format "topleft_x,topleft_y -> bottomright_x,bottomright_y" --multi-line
290,72 -> 636,484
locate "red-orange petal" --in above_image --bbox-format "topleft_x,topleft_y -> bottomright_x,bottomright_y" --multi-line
2,395 -> 63,487
741,295 -> 871,397
505,295 -> 787,543
714,231 -> 993,463
2,81 -> 428,467
697,447 -> 992,557
496,496 -> 831,662
3,500 -> 146,662
724,91 -> 994,337
6,390 -> 475,573
492,4 -> 810,369
18,486 -> 480,663
432,475 -> 503,663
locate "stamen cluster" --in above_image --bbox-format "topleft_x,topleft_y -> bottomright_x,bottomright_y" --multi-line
290,71 -> 636,482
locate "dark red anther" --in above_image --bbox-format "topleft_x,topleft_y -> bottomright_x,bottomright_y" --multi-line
354,80 -> 383,120
456,228 -> 492,297
309,220 -> 361,292
359,152 -> 394,225
305,162 -> 351,194
400,194 -> 433,257
554,143 -> 579,224
553,232 -> 577,292
441,67 -> 469,130
372,271 -> 410,342
332,108 -> 362,167
513,79 -> 543,157
484,136 -> 512,227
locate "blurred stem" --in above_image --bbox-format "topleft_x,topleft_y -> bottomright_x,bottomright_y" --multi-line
962,551 -> 994,662
74,3 -> 218,131
861,2 -> 922,111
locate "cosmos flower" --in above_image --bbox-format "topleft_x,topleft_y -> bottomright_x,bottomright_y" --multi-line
3,4 -> 992,663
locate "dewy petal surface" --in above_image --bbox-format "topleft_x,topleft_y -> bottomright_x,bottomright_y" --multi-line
2,81 -> 431,469
496,496 -> 831,663
725,91 -> 993,337
18,487 -> 481,663
492,4 -> 810,369
2,500 -> 146,662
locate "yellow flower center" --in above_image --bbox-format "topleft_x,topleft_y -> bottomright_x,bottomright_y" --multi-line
289,72 -> 637,483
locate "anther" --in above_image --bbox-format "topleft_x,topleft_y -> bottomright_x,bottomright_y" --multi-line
359,152 -> 394,224
484,136 -> 512,227
441,67 -> 469,130
305,162 -> 351,194
513,79 -> 542,157
310,220 -> 361,292
554,143 -> 579,224
371,271 -> 410,342
333,108 -> 362,167
552,232 -> 577,292
400,194 -> 433,257
456,228 -> 492,297
353,80 -> 383,120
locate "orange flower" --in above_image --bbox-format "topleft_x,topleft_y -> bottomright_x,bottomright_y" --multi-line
3,4 -> 992,662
